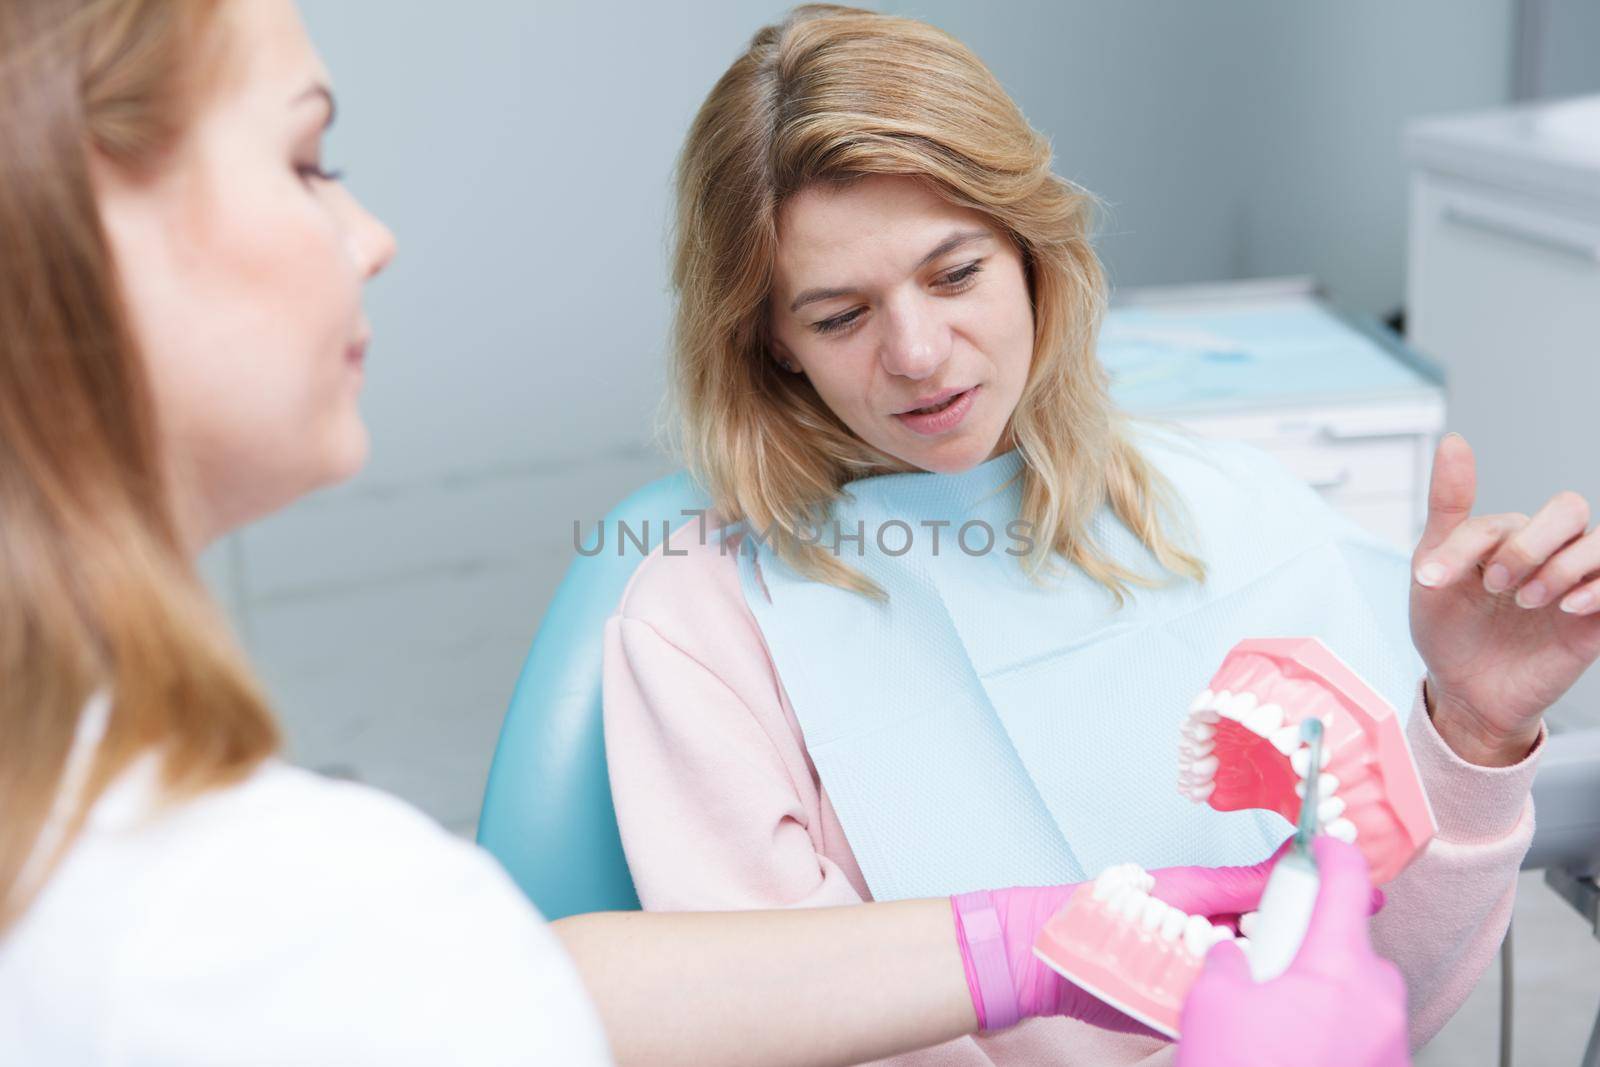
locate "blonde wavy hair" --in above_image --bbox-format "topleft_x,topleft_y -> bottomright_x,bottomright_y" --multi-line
671,3 -> 1204,599
0,0 -> 278,933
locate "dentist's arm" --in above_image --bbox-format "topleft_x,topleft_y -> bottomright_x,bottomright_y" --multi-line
553,859 -> 1272,1067
554,898 -> 974,1067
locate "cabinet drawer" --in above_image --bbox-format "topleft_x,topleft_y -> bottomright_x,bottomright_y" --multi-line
1178,412 -> 1435,503
1263,436 -> 1427,498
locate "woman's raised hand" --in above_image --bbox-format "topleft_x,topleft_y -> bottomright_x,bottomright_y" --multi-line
1408,433 -> 1600,765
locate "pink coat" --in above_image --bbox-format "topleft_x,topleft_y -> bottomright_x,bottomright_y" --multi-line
603,523 -> 1541,1065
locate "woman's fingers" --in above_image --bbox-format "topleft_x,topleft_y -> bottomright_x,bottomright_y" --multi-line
1416,434 -> 1478,557
1412,490 -> 1600,610
1557,572 -> 1600,616
1482,491 -> 1592,603
1413,513 -> 1528,589
1518,524 -> 1600,611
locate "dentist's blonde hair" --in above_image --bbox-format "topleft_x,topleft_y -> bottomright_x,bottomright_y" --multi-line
0,0 -> 278,933
671,3 -> 1203,598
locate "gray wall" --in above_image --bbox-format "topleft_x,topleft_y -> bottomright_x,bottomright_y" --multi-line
1523,0 -> 1600,98
890,0 -> 1516,315
215,1 -> 1523,830
213,0 -> 807,831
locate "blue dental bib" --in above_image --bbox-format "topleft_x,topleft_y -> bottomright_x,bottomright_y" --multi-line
734,430 -> 1421,901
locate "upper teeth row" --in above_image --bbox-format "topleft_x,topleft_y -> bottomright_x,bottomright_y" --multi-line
1186,688 -> 1305,755
1091,864 -> 1247,959
1179,688 -> 1359,844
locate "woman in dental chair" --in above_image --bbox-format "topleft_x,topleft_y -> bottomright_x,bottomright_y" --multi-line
602,5 -> 1600,1065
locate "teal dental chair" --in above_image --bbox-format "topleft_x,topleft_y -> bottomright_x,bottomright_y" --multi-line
477,470 -> 710,920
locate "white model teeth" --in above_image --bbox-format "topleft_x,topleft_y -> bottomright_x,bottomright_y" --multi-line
1327,817 -> 1359,843
1180,914 -> 1233,957
1295,773 -> 1340,799
1184,685 -> 1299,752
1269,724 -> 1301,755
1179,692 -> 1226,798
1243,703 -> 1285,736
1290,744 -> 1331,778
1090,865 -> 1237,955
1239,910 -> 1259,938
1092,863 -> 1156,901
1289,735 -> 1353,839
1220,691 -> 1254,720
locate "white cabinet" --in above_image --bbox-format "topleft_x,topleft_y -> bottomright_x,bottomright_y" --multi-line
1180,403 -> 1441,550
1405,95 -> 1600,725
1105,281 -> 1446,552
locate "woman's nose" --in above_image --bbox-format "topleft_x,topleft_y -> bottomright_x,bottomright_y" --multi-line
363,216 -> 398,279
338,187 -> 397,280
878,300 -> 948,381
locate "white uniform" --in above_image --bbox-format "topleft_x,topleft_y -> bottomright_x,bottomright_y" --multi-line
0,749 -> 614,1066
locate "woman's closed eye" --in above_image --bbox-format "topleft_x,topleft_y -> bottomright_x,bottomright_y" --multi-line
935,259 -> 984,291
809,260 -> 988,337
295,161 -> 345,184
812,306 -> 866,335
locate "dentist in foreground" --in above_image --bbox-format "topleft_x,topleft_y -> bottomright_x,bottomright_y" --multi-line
0,2 -> 1473,1065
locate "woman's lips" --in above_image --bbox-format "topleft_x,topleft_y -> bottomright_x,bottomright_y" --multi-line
894,385 -> 978,436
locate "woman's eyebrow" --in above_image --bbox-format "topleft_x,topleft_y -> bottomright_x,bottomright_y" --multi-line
914,228 -> 990,269
788,229 -> 993,313
291,82 -> 337,130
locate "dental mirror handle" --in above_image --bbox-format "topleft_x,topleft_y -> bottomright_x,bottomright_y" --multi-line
1246,853 -> 1319,982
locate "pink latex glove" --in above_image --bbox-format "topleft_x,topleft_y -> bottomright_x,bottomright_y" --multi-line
1176,836 -> 1410,1067
952,855 -> 1276,1034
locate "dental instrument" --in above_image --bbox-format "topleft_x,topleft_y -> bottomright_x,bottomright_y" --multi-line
1245,717 -> 1323,982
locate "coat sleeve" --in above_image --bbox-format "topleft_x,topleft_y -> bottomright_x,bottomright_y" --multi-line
603,612 -> 869,911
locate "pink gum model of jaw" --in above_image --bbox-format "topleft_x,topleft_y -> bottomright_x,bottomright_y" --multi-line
1033,864 -> 1237,1039
1177,637 -> 1438,885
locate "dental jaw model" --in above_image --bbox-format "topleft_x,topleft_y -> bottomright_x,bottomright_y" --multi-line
1180,637 -> 1436,886
1033,637 -> 1438,1037
1032,863 -> 1242,1037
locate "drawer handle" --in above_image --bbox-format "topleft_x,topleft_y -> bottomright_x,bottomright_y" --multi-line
1444,202 -> 1600,265
1317,426 -> 1433,443
1304,467 -> 1352,491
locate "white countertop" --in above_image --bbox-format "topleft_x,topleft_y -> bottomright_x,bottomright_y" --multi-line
1406,94 -> 1600,207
